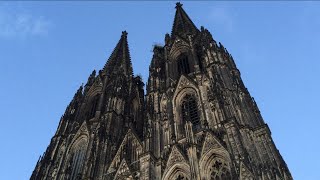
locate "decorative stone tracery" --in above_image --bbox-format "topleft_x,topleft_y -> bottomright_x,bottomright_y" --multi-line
31,3 -> 293,180
66,136 -> 88,180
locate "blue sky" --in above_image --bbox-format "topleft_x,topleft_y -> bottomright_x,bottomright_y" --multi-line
0,1 -> 319,179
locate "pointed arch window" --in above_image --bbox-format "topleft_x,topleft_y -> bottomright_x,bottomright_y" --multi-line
67,139 -> 88,180
70,148 -> 86,180
177,54 -> 190,75
181,94 -> 200,130
167,171 -> 190,180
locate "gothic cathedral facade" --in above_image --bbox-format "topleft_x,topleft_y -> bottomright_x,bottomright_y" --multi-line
31,3 -> 292,180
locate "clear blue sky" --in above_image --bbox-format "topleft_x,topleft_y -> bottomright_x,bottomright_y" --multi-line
0,1 -> 319,179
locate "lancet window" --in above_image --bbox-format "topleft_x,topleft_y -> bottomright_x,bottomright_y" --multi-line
181,94 -> 200,130
67,139 -> 88,180
177,54 -> 190,75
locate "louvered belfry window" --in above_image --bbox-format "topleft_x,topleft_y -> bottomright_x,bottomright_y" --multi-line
181,94 -> 200,128
177,54 -> 190,75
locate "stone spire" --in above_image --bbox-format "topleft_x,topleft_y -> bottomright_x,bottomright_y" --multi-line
171,2 -> 199,38
102,31 -> 133,78
31,4 -> 292,180
84,70 -> 96,94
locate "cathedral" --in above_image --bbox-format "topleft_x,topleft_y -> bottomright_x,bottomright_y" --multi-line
31,3 -> 292,180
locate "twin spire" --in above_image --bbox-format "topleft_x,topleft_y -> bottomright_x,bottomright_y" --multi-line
103,31 -> 133,77
172,2 -> 199,38
102,3 -> 198,76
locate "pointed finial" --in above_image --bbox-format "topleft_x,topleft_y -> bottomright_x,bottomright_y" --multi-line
176,2 -> 182,8
102,30 -> 133,77
172,2 -> 199,38
165,33 -> 171,45
122,31 -> 128,37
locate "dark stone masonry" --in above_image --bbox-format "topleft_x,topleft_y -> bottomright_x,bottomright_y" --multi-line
31,3 -> 292,180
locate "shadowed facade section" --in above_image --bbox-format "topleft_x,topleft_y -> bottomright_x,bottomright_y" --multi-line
31,3 -> 292,180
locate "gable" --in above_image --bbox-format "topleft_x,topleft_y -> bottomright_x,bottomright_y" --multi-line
240,162 -> 254,180
201,131 -> 224,157
107,129 -> 143,174
86,75 -> 103,97
113,159 -> 134,180
165,145 -> 189,170
71,121 -> 89,143
162,145 -> 191,180
173,75 -> 199,103
65,122 -> 90,156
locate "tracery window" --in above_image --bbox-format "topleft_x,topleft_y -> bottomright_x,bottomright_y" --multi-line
177,54 -> 190,75
209,159 -> 231,180
68,139 -> 88,180
181,94 -> 200,130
